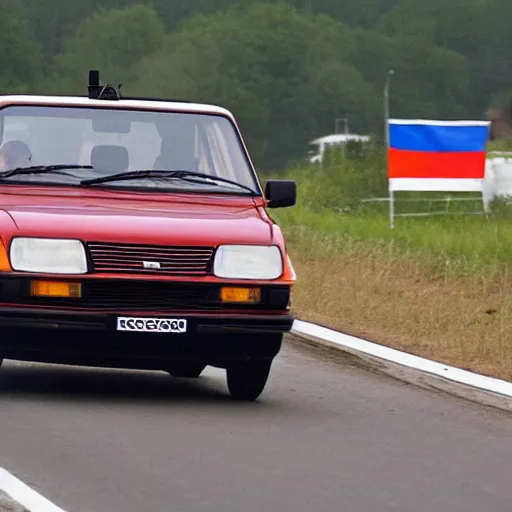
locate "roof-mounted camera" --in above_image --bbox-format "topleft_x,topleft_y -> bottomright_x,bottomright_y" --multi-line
87,70 -> 121,100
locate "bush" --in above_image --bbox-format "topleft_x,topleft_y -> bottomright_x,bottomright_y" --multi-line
276,142 -> 507,218
282,142 -> 388,213
488,139 -> 512,152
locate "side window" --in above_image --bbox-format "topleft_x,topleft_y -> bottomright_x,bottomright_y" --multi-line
194,119 -> 235,180
207,120 -> 234,180
197,117 -> 254,187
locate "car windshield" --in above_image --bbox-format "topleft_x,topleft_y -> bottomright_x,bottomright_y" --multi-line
0,105 -> 259,194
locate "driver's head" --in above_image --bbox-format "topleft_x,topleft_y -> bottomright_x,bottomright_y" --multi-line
0,140 -> 32,171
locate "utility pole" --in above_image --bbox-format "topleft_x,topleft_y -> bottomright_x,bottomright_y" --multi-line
384,69 -> 395,228
384,70 -> 394,150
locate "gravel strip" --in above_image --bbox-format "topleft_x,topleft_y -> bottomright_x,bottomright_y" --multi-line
0,491 -> 28,512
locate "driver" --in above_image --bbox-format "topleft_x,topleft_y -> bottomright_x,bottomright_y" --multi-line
0,140 -> 32,171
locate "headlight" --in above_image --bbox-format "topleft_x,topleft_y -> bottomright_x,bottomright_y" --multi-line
213,245 -> 283,280
10,238 -> 88,274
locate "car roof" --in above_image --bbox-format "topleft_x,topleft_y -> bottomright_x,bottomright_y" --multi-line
0,95 -> 236,120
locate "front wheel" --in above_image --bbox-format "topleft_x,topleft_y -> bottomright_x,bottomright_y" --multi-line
226,360 -> 272,401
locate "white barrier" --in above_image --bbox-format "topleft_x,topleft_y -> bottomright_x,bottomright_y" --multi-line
486,153 -> 512,200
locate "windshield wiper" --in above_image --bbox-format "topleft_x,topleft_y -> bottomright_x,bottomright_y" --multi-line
81,169 -> 256,194
0,165 -> 93,180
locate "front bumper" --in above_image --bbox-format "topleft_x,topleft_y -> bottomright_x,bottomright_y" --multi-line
0,306 -> 292,368
0,306 -> 294,333
0,273 -> 293,367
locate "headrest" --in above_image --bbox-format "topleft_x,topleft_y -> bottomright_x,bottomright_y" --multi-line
91,145 -> 129,172
0,140 -> 32,168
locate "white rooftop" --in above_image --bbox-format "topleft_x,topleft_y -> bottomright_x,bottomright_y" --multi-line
310,133 -> 371,145
0,95 -> 234,119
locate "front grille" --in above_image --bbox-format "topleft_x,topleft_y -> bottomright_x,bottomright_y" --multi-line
13,280 -> 213,311
87,242 -> 214,276
84,280 -> 211,310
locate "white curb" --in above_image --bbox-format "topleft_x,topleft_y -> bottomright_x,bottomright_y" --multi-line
0,468 -> 67,512
291,319 -> 512,412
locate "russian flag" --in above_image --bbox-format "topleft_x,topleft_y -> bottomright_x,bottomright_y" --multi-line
388,120 -> 490,181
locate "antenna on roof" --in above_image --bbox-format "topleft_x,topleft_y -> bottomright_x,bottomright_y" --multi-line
87,69 -> 121,101
88,70 -> 101,98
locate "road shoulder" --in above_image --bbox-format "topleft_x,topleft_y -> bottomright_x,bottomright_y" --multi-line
291,320 -> 512,413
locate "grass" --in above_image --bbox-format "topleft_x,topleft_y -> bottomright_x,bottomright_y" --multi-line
488,139 -> 512,152
268,147 -> 512,381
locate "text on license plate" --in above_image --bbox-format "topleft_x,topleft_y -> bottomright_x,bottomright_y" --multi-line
117,317 -> 187,333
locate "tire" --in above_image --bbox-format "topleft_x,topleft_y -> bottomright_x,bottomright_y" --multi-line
226,359 -> 272,401
166,362 -> 206,378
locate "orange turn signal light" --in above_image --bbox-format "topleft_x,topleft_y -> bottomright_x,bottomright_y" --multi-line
0,239 -> 11,271
30,280 -> 82,298
220,287 -> 261,304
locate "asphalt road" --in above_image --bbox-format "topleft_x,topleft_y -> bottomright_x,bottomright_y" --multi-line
1,335 -> 512,512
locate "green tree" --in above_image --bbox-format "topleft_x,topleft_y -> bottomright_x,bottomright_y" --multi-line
133,15 -> 271,164
0,0 -> 42,93
133,3 -> 378,168
17,0 -> 135,60
46,4 -> 166,94
309,0 -> 399,28
352,28 -> 470,120
28,0 -> 508,167
377,0 -> 511,116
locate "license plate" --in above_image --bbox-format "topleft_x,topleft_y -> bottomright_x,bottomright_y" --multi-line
117,317 -> 187,333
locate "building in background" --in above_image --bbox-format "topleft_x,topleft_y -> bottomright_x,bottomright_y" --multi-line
308,133 -> 371,164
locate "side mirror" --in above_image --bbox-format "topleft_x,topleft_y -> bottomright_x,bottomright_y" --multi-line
265,179 -> 296,208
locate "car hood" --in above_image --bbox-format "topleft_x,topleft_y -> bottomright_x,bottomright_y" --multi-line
0,188 -> 274,246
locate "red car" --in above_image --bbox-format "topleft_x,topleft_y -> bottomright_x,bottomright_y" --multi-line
0,71 -> 296,401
